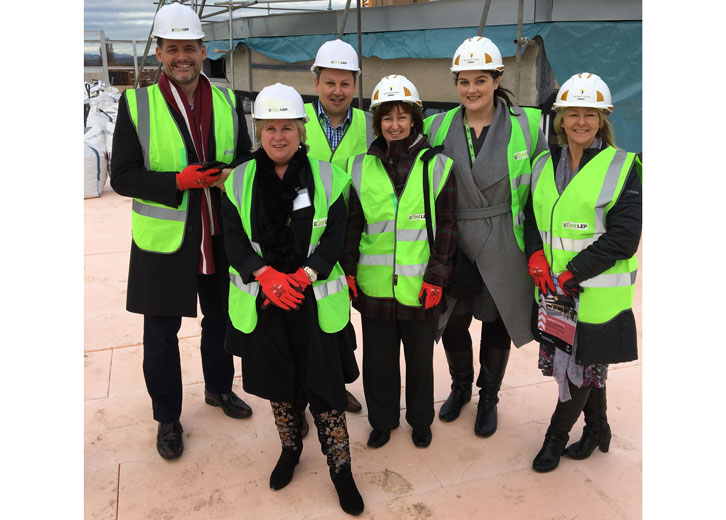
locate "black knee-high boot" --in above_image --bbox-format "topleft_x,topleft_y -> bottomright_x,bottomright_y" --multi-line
532,383 -> 592,473
270,401 -> 303,490
565,386 -> 611,459
311,409 -> 364,516
474,346 -> 510,437
439,348 -> 474,422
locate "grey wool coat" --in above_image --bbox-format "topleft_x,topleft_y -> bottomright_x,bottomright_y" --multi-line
435,98 -> 548,347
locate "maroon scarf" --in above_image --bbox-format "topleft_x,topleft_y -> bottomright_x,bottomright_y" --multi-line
158,71 -> 220,274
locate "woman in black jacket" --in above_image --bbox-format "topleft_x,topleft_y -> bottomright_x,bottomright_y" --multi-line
523,73 -> 642,473
221,83 -> 363,515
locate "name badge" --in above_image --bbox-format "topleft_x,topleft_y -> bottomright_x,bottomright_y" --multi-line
313,218 -> 328,228
293,188 -> 312,211
514,151 -> 529,161
409,213 -> 425,221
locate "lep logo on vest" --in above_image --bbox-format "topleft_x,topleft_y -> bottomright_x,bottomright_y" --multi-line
562,221 -> 588,230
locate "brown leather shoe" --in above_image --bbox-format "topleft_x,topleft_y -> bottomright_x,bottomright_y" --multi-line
345,390 -> 362,413
205,390 -> 253,419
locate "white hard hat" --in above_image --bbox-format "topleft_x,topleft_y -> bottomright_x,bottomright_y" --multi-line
152,3 -> 205,40
310,39 -> 360,77
369,75 -> 423,112
451,36 -> 504,73
553,72 -> 614,113
252,83 -> 308,121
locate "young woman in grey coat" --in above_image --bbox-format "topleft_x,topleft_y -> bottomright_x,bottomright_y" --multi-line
424,36 -> 548,437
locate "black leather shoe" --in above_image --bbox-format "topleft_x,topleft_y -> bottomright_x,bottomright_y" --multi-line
411,426 -> 432,448
345,390 -> 363,413
367,429 -> 391,448
205,390 -> 253,419
157,421 -> 183,460
474,398 -> 498,438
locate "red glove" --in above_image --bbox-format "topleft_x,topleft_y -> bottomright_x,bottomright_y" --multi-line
176,164 -> 221,191
558,270 -> 583,297
255,267 -> 304,310
528,249 -> 555,296
418,282 -> 443,309
346,275 -> 358,301
287,268 -> 312,292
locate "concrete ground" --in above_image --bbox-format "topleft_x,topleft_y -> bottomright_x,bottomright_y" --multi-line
84,185 -> 642,519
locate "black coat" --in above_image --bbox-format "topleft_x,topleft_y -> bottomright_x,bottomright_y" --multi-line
523,143 -> 642,365
110,89 -> 252,317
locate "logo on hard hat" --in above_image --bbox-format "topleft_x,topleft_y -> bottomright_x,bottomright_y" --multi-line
172,27 -> 190,32
330,60 -> 348,65
267,107 -> 289,113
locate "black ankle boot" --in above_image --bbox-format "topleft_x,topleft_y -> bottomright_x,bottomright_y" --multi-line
439,349 -> 474,422
565,386 -> 611,459
270,447 -> 302,490
270,401 -> 303,490
474,344 -> 510,437
331,467 -> 364,516
532,383 -> 592,473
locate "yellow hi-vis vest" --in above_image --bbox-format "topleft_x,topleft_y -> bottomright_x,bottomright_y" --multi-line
348,150 -> 453,307
304,103 -> 374,171
125,84 -> 238,253
423,105 -> 541,251
530,146 -> 642,324
224,158 -> 351,334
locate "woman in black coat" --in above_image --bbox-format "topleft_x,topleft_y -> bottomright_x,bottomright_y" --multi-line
221,83 -> 363,516
523,72 -> 642,473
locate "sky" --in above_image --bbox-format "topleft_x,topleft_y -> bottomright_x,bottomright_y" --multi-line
84,0 -> 351,42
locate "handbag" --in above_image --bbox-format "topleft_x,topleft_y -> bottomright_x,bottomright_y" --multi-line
421,146 -> 482,300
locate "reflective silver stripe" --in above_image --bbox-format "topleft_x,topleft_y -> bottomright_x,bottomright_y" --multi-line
231,160 -> 261,255
539,230 -> 550,245
229,272 -> 260,297
364,112 -> 375,147
313,274 -> 346,300
594,150 -> 629,234
359,254 -> 394,266
365,219 -> 395,235
514,209 -> 526,227
350,154 -> 365,197
551,235 -> 598,252
431,153 -> 448,193
396,228 -> 428,242
318,161 -> 333,206
427,112 -> 445,144
530,151 -> 551,194
513,107 -> 533,157
135,88 -> 151,171
512,172 -> 531,191
395,263 -> 427,277
221,88 -> 239,152
132,200 -> 185,222
581,269 -> 637,288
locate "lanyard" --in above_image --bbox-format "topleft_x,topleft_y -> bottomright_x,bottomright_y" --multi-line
462,112 -> 477,166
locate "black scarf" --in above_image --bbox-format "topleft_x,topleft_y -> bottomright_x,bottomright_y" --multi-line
254,146 -> 310,273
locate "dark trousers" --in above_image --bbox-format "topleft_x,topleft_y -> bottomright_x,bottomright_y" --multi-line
441,314 -> 511,389
361,316 -> 435,431
143,272 -> 235,422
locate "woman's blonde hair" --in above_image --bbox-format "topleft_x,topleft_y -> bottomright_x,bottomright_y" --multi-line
251,118 -> 308,152
553,108 -> 618,149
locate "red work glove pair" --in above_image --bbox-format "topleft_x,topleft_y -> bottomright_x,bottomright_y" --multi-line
176,164 -> 221,191
346,275 -> 358,301
418,281 -> 443,309
558,270 -> 584,297
528,249 -> 555,296
256,267 -> 304,311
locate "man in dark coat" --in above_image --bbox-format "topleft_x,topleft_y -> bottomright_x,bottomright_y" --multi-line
110,3 -> 253,460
